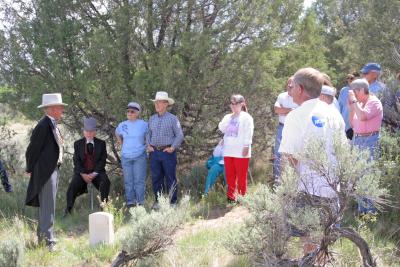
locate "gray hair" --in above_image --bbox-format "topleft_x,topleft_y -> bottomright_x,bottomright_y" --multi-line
350,78 -> 369,93
293,68 -> 324,98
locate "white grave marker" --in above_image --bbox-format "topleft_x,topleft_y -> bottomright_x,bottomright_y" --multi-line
89,212 -> 115,246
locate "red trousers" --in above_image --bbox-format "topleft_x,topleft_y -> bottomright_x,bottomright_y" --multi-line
224,157 -> 250,200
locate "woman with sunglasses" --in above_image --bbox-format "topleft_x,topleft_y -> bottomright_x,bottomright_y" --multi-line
218,94 -> 254,203
116,102 -> 148,208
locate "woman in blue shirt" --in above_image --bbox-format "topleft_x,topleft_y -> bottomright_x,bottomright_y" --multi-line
116,102 -> 148,207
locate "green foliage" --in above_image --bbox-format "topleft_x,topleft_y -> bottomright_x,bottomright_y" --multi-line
0,218 -> 25,267
376,129 -> 400,237
100,196 -> 125,230
313,0 -> 400,76
117,195 -> 190,263
226,133 -> 388,266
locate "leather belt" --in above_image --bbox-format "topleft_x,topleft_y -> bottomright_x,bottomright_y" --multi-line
354,131 -> 379,137
152,145 -> 172,151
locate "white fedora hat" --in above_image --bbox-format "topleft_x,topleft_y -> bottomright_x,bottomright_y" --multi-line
37,93 -> 68,108
151,91 -> 175,105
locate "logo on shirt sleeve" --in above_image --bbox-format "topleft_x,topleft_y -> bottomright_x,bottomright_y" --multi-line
311,115 -> 326,128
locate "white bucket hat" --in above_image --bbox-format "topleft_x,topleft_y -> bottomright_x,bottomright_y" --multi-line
151,91 -> 175,105
37,93 -> 68,108
320,85 -> 336,97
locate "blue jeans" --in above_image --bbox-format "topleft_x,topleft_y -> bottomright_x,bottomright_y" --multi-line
273,123 -> 284,181
0,160 -> 12,192
150,150 -> 178,204
121,153 -> 147,205
353,133 -> 380,213
352,133 -> 380,160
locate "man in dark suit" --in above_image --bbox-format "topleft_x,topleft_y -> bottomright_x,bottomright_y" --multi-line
25,93 -> 67,252
64,117 -> 110,215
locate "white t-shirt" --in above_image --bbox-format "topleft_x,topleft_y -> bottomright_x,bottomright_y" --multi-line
219,111 -> 254,158
279,99 -> 346,198
331,98 -> 340,111
274,92 -> 298,124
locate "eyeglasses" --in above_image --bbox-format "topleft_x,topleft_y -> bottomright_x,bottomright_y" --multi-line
127,110 -> 138,114
230,102 -> 241,106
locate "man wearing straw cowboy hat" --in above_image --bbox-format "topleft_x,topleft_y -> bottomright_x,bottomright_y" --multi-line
25,93 -> 67,252
146,91 -> 184,209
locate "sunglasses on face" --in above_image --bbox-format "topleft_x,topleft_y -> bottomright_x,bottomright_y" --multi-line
127,109 -> 138,114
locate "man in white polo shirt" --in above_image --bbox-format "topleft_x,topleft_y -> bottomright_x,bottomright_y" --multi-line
273,77 -> 298,182
279,68 -> 346,256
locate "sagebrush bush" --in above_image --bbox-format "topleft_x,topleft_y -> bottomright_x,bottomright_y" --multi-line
226,134 -> 388,266
0,218 -> 25,267
112,196 -> 190,266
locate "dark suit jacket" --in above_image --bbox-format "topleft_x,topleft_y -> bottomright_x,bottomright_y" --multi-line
73,137 -> 107,175
25,116 -> 59,207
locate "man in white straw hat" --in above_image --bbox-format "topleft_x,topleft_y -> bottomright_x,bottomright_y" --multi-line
146,91 -> 184,209
25,93 -> 67,252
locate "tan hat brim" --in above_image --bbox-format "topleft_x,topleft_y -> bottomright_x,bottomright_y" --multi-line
37,103 -> 68,108
151,98 -> 175,105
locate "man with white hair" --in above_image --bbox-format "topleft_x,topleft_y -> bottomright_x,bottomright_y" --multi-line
348,78 -> 383,214
25,93 -> 67,252
348,78 -> 383,159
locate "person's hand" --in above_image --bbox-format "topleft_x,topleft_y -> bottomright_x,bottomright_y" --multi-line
242,147 -> 249,157
163,147 -> 175,153
147,145 -> 154,152
88,173 -> 96,181
80,173 -> 91,183
348,90 -> 356,102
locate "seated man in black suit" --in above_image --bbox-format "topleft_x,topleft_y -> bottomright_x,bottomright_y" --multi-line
64,117 -> 110,215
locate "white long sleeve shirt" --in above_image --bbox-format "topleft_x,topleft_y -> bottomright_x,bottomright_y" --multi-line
218,111 -> 254,158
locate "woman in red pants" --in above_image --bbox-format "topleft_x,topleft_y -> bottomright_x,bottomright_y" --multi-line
218,94 -> 254,203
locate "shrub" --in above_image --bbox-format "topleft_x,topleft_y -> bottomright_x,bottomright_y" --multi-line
0,218 -> 25,267
111,196 -> 190,266
225,134 -> 388,267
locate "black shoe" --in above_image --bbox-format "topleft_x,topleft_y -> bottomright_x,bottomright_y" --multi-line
47,242 -> 57,252
62,208 -> 72,218
3,184 -> 12,193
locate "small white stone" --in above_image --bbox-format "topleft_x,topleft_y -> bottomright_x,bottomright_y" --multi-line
89,212 -> 115,246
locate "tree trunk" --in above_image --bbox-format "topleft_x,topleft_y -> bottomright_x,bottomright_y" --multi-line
337,227 -> 377,267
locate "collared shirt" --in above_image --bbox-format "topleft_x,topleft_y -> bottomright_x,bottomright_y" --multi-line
47,115 -> 63,164
47,115 -> 57,127
338,86 -> 351,131
369,80 -> 385,97
146,112 -> 184,149
86,139 -> 94,145
352,95 -> 383,134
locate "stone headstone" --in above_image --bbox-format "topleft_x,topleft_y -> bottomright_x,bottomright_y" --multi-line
89,212 -> 114,246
